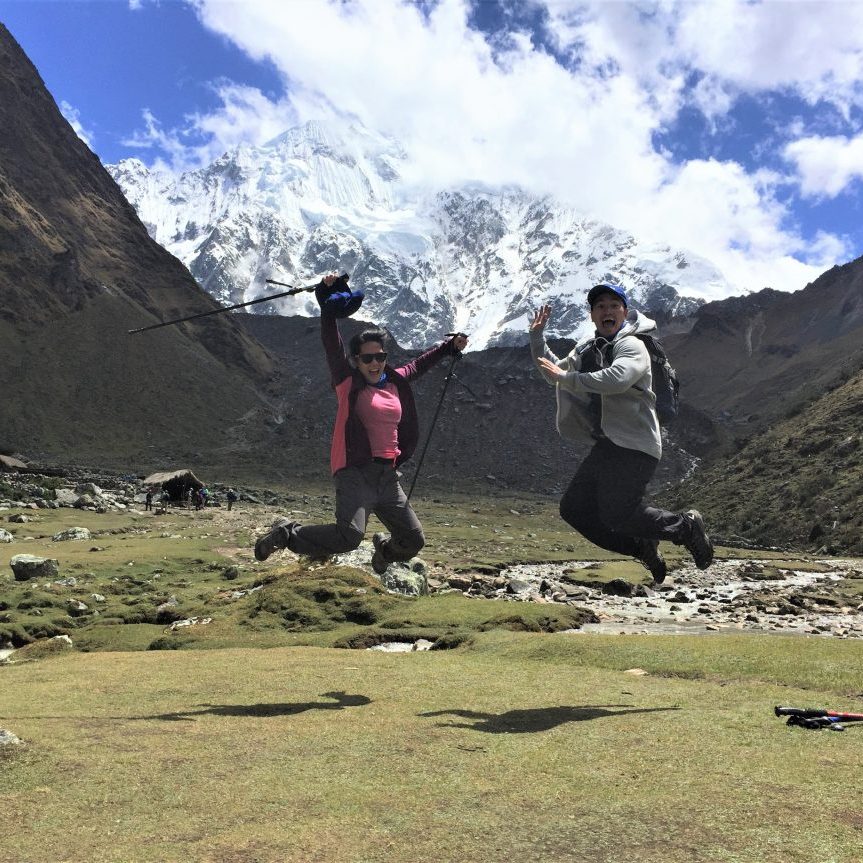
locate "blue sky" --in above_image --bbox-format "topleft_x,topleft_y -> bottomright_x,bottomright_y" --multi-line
3,0 -> 863,297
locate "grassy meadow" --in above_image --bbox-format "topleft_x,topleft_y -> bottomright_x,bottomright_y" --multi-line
2,492 -> 862,862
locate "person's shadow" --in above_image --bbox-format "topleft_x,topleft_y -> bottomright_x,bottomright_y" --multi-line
139,691 -> 372,722
419,704 -> 679,733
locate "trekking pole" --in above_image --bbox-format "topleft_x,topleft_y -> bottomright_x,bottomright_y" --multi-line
775,706 -> 863,731
127,279 -> 317,334
406,341 -> 463,501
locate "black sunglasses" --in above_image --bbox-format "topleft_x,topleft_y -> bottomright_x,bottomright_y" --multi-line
357,352 -> 387,365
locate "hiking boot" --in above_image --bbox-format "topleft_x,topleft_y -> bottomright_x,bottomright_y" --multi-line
371,532 -> 389,575
683,509 -> 713,570
636,539 -> 667,585
254,517 -> 295,562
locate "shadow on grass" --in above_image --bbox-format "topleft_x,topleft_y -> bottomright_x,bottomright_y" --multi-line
419,704 -> 679,733
138,690 -> 372,722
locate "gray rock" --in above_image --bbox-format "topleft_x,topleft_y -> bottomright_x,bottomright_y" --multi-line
54,488 -> 80,507
0,729 -> 23,746
10,554 -> 59,581
74,494 -> 95,509
380,564 -> 429,597
52,527 -> 92,542
76,483 -> 102,496
446,574 -> 473,591
0,528 -> 12,543
8,514 -> 29,524
52,577 -> 78,588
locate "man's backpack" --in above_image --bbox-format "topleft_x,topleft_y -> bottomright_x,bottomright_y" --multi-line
578,333 -> 680,425
636,333 -> 680,425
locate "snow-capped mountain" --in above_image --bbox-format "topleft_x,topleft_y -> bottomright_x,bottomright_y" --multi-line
108,120 -> 730,349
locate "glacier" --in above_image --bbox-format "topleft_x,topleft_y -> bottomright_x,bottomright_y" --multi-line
108,120 -> 731,350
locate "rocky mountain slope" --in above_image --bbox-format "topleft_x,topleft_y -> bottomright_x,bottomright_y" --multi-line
0,24 -> 275,469
107,121 -> 720,350
667,361 -> 863,554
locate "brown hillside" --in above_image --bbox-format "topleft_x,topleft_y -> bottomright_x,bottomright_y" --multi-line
0,23 -> 277,467
664,257 -> 863,436
666,366 -> 863,554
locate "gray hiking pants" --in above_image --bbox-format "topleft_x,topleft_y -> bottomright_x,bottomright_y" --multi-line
287,462 -> 424,561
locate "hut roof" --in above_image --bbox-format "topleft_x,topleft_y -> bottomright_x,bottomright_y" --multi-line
141,469 -> 204,489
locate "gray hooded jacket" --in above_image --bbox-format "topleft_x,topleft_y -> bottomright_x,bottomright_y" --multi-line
530,309 -> 662,460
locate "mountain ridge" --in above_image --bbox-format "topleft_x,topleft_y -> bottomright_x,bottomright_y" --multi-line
106,119 -> 729,350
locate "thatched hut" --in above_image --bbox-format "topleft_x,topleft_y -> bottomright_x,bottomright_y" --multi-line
141,469 -> 204,502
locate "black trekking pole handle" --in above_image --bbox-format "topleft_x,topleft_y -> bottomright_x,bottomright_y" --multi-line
127,279 -> 318,334
406,347 -> 462,501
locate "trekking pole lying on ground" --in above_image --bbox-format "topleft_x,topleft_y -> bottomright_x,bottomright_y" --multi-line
775,705 -> 863,731
406,336 -> 465,501
127,278 -> 318,334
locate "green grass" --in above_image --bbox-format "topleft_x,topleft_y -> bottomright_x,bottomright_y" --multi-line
2,635 -> 863,863
3,494 -> 863,861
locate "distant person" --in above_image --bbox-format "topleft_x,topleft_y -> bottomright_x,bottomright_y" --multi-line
529,284 -> 713,583
159,489 -> 170,514
195,489 -> 205,511
186,487 -> 194,509
254,271 -> 468,573
226,488 -> 238,511
144,488 -> 153,511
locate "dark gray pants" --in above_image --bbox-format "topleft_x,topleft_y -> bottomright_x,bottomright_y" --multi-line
287,462 -> 425,561
560,439 -> 688,557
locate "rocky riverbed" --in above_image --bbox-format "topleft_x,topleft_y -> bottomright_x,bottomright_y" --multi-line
4,462 -> 862,644
452,557 -> 863,638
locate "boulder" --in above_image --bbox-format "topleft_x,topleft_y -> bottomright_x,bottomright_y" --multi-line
0,729 -> 23,747
75,483 -> 102,496
0,528 -> 12,543
52,527 -> 92,542
8,514 -> 29,523
54,488 -> 80,507
380,564 -> 429,597
10,554 -> 59,581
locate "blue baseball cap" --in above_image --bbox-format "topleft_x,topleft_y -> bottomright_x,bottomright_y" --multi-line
587,283 -> 628,308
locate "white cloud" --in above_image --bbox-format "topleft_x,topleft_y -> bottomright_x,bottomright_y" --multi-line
784,133 -> 863,198
60,100 -> 94,148
123,86 -> 299,172
144,0 -> 857,298
673,0 -> 863,114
